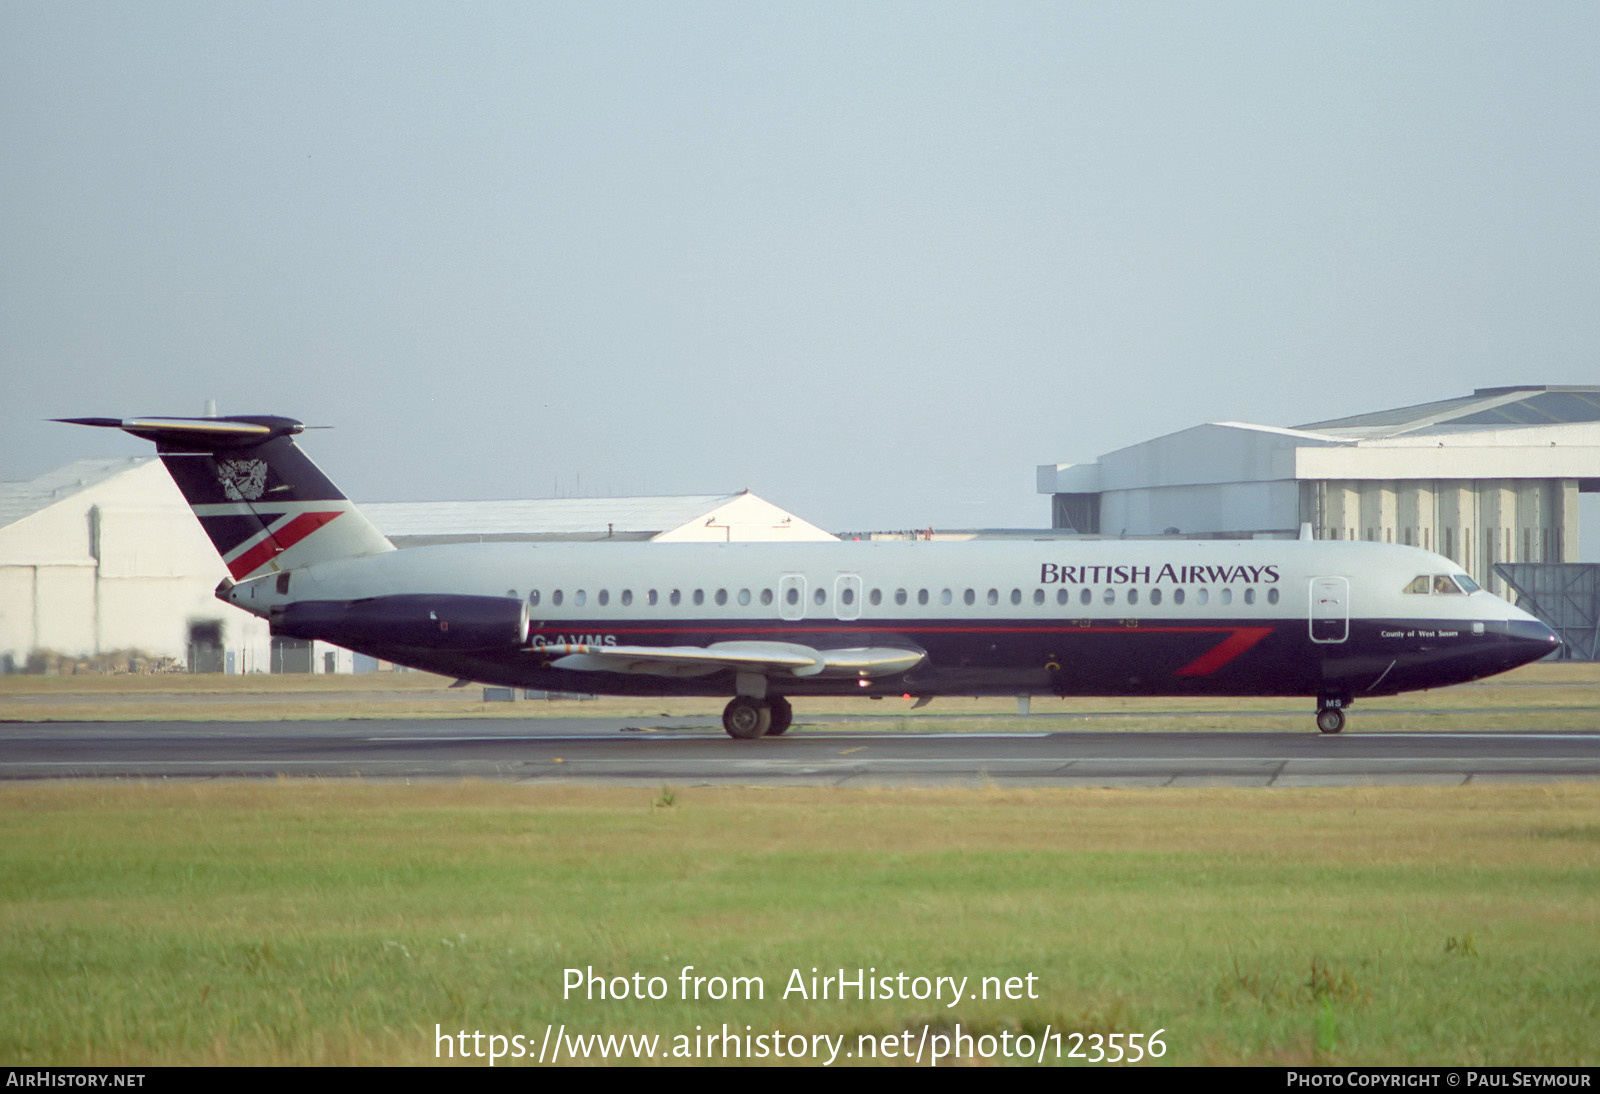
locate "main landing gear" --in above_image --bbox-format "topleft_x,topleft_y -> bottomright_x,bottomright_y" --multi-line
1315,705 -> 1346,734
721,694 -> 793,739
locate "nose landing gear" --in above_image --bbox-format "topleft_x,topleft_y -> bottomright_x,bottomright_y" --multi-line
1315,704 -> 1347,734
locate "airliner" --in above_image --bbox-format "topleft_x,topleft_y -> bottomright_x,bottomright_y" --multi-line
62,415 -> 1560,736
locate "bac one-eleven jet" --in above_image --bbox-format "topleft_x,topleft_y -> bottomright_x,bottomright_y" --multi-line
62,415 -> 1559,736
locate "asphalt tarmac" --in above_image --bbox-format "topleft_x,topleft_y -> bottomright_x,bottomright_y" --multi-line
3,715 -> 1598,785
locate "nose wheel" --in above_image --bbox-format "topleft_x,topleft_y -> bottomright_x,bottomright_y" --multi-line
1316,706 -> 1346,734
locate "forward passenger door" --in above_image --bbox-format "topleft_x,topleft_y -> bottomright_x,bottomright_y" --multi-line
1309,577 -> 1349,643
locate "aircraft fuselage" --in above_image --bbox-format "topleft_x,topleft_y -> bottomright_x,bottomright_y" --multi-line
225,537 -> 1556,709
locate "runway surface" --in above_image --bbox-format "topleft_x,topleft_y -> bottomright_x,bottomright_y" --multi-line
4,716 -> 1599,785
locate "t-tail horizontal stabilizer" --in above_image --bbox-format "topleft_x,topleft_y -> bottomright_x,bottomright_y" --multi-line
58,415 -> 393,579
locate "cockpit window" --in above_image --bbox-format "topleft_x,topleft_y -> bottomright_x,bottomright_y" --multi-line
1407,574 -> 1475,595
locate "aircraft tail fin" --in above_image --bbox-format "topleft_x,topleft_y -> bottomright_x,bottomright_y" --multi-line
58,415 -> 394,579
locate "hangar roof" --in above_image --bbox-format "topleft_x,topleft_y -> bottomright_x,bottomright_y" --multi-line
1039,385 -> 1600,497
5,454 -> 834,545
365,491 -> 837,544
0,457 -> 150,531
1298,385 -> 1600,439
367,495 -> 749,542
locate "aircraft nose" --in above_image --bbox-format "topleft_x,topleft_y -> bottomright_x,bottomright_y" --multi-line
1502,618 -> 1561,668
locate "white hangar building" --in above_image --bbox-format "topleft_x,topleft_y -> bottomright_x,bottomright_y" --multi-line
1038,385 -> 1600,600
0,458 -> 831,674
0,457 -> 272,674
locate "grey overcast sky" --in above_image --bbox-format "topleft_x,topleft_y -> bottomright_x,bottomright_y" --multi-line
3,2 -> 1597,537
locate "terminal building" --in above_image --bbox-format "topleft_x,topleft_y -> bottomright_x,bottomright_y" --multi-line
1038,385 -> 1600,656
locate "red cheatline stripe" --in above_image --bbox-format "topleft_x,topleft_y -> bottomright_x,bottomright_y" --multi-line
226,511 -> 342,578
1174,627 -> 1274,676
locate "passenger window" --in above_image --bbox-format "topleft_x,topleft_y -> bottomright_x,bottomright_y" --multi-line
669,589 -> 681,606
987,589 -> 999,606
785,587 -> 799,605
841,587 -> 855,606
574,589 -> 587,606
738,589 -> 751,606
963,588 -> 975,606
1267,587 -> 1279,605
1174,588 -> 1185,605
648,589 -> 659,606
529,590 -> 540,607
918,589 -> 929,606
1244,588 -> 1256,605
1196,588 -> 1208,605
940,588 -> 953,606
598,589 -> 609,606
552,590 -> 564,606
1010,588 -> 1022,606
621,589 -> 633,606
814,588 -> 827,606
761,589 -> 773,606
1079,588 -> 1091,606
1150,588 -> 1162,605
1220,588 -> 1232,605
714,589 -> 727,606
693,589 -> 705,606
895,588 -> 908,606
869,588 -> 882,606
1033,589 -> 1045,606
1102,588 -> 1115,605
1056,588 -> 1069,605
1128,588 -> 1139,605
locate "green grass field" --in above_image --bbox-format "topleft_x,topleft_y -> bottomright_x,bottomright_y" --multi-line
3,781 -> 1597,1066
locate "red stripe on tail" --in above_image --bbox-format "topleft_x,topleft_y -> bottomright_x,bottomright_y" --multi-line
226,511 -> 343,579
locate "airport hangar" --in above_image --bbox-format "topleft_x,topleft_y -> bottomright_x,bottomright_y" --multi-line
2,383 -> 1596,674
1038,385 -> 1600,658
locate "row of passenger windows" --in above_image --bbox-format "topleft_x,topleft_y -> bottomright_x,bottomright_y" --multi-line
523,585 -> 1283,609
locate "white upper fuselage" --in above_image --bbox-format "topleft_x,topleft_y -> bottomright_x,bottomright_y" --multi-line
227,537 -> 1535,630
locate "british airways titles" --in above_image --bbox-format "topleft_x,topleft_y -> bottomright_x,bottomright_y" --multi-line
1039,563 -> 1282,586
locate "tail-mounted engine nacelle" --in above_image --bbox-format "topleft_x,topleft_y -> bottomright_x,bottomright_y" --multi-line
271,594 -> 529,651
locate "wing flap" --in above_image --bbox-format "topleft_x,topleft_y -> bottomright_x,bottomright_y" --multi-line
540,641 -> 924,679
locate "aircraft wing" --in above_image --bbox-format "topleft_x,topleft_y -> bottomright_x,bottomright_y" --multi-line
538,641 -> 925,680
